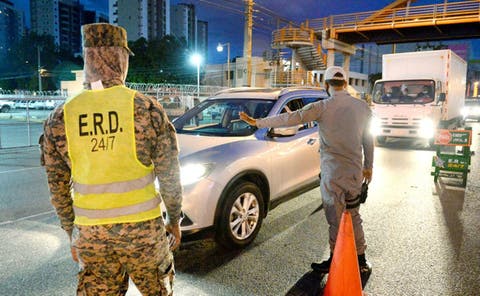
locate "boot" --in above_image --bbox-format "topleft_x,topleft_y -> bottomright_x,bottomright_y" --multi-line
357,253 -> 372,274
311,253 -> 333,273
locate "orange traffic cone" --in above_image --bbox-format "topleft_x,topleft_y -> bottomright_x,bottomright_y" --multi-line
324,211 -> 363,296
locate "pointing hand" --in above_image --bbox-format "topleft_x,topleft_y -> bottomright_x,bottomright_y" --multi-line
239,112 -> 257,126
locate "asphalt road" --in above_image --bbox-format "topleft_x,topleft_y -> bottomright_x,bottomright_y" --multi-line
0,122 -> 479,296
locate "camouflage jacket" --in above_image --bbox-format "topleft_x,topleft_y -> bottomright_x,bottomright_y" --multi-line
42,45 -> 182,236
42,90 -> 183,235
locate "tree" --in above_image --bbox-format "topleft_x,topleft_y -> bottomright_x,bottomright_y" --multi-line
0,33 -> 199,90
128,35 -> 197,84
0,33 -> 81,90
368,72 -> 382,89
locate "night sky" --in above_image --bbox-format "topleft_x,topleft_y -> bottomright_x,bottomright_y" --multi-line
13,0 -> 478,63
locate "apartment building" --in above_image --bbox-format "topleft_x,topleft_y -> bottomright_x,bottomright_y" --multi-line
109,0 -> 170,41
0,0 -> 24,53
30,0 -> 83,53
170,3 -> 195,48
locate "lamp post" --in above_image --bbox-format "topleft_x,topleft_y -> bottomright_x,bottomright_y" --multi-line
190,53 -> 202,99
37,46 -> 42,91
216,42 -> 230,88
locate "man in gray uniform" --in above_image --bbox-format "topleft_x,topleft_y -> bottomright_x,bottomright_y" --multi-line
239,66 -> 374,275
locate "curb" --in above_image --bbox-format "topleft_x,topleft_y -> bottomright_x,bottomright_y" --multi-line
0,113 -> 45,123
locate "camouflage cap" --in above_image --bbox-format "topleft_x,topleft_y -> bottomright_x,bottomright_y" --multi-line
81,23 -> 134,56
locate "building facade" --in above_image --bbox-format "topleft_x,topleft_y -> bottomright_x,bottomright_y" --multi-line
109,0 -> 170,41
83,10 -> 108,25
196,20 -> 208,60
171,3 -> 196,49
0,0 -> 24,54
30,0 -> 83,53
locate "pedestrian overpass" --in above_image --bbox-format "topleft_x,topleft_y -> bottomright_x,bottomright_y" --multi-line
272,0 -> 480,85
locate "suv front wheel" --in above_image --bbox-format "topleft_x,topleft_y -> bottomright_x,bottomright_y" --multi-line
216,181 -> 264,249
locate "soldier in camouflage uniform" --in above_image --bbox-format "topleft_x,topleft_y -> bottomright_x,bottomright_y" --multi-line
41,23 -> 183,295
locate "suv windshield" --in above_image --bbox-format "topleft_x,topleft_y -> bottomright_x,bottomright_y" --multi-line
372,80 -> 435,105
173,99 -> 275,136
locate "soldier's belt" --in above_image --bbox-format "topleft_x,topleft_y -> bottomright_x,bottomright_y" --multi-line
73,173 -> 155,194
73,195 -> 161,219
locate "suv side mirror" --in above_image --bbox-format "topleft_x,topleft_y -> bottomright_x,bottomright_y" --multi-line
269,126 -> 298,137
438,93 -> 446,102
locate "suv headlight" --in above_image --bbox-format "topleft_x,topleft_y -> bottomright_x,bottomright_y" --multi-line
419,119 -> 435,139
180,163 -> 214,186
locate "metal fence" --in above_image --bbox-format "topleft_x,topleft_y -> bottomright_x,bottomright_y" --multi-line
0,84 -> 227,149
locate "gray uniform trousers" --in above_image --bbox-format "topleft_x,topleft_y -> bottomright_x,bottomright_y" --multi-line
320,173 -> 366,255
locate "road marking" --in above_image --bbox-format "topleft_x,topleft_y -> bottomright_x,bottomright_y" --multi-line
0,167 -> 42,174
0,210 -> 55,225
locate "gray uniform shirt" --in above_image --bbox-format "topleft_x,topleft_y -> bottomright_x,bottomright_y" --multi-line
256,89 -> 374,197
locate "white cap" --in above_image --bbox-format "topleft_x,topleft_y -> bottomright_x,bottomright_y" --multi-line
324,66 -> 346,81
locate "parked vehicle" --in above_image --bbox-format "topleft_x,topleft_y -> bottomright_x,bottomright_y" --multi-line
30,100 -> 57,110
370,50 -> 467,145
169,87 -> 328,248
14,100 -> 32,109
0,100 -> 15,112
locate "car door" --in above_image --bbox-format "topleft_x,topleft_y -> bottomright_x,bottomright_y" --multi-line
268,96 -> 321,198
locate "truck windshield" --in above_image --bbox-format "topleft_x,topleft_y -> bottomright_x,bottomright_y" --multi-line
372,80 -> 435,105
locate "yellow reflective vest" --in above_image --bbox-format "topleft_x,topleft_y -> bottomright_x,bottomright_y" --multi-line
64,85 -> 161,225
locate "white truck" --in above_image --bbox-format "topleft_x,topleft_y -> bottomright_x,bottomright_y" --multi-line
370,49 -> 467,145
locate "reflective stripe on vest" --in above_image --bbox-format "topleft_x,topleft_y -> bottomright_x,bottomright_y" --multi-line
64,86 -> 161,225
74,195 -> 161,219
72,172 -> 155,195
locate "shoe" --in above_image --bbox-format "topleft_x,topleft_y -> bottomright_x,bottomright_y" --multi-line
358,254 -> 372,288
358,254 -> 372,275
359,260 -> 372,274
311,255 -> 332,273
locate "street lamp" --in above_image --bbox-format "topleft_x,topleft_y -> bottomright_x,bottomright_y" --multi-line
216,42 -> 230,88
37,46 -> 42,91
190,53 -> 202,99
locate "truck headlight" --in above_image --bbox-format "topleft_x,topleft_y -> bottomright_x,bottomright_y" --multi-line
180,163 -> 214,186
369,117 -> 381,136
472,107 -> 480,116
419,119 -> 435,139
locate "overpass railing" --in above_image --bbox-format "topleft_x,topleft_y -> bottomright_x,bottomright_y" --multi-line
271,26 -> 317,47
307,0 -> 480,31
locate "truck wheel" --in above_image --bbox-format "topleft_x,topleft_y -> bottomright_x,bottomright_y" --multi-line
216,181 -> 264,249
375,136 -> 386,145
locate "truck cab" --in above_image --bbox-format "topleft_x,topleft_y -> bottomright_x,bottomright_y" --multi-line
371,79 -> 446,144
370,50 -> 466,146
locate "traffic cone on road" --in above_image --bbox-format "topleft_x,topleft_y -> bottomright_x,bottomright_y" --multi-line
324,211 -> 363,296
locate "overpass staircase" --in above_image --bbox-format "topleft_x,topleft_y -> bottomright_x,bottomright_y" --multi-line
271,26 -> 326,86
270,0 -> 480,86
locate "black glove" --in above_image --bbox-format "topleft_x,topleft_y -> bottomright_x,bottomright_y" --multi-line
359,182 -> 369,204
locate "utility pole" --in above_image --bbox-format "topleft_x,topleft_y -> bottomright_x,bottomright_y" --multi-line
37,46 -> 42,91
243,0 -> 253,87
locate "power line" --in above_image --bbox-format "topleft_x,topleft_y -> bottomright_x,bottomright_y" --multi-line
254,1 -> 300,27
196,0 -> 244,15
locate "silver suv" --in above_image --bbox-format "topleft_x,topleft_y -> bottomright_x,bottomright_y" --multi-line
171,87 -> 328,248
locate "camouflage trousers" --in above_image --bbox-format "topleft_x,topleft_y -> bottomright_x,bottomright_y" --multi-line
72,217 -> 175,296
